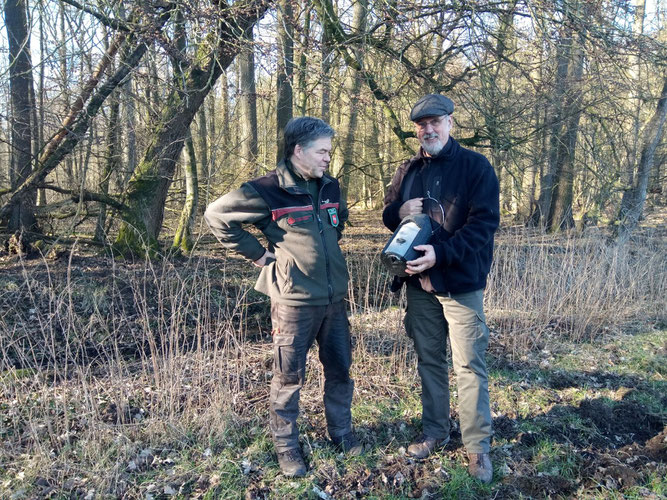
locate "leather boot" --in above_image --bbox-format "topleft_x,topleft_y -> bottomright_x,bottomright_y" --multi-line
407,434 -> 450,459
331,431 -> 363,456
468,452 -> 493,483
277,448 -> 306,477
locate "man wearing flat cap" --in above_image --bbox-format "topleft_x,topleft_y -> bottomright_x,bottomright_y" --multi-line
382,94 -> 499,483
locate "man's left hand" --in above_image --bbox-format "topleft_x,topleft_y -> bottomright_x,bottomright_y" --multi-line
405,245 -> 436,275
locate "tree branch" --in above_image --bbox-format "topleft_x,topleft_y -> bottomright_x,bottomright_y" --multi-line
37,185 -> 130,213
61,0 -> 132,32
313,0 -> 414,154
0,10 -> 171,221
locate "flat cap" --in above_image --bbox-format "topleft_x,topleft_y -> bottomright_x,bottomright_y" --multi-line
409,94 -> 455,121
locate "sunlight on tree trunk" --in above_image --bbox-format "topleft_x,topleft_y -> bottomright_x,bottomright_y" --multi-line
275,0 -> 294,162
615,76 -> 667,242
3,0 -> 38,232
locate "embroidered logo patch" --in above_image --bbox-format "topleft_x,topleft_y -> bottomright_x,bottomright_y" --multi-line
327,207 -> 339,227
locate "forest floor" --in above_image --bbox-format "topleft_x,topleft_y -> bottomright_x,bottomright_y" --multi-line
0,210 -> 665,499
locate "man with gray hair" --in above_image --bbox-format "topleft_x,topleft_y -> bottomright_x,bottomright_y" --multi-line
205,117 -> 360,477
383,95 -> 500,484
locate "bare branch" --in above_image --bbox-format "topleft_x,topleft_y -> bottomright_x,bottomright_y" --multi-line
37,185 -> 130,213
61,0 -> 132,32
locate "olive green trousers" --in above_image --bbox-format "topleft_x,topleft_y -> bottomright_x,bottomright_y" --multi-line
405,284 -> 492,453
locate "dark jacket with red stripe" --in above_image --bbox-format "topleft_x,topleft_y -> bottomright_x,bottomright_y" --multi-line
204,161 -> 349,306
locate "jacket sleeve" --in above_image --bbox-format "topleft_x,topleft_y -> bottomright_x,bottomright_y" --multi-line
382,160 -> 411,232
337,196 -> 349,241
204,183 -> 270,262
432,161 -> 500,268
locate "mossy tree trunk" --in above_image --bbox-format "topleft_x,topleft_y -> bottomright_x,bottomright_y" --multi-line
172,134 -> 198,254
114,0 -> 272,255
170,6 -> 197,255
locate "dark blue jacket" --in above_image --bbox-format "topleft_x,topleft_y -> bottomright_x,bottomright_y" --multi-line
383,138 -> 500,294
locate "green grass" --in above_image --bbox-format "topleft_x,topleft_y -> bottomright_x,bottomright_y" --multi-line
434,464 -> 492,498
553,330 -> 667,379
533,440 -> 580,478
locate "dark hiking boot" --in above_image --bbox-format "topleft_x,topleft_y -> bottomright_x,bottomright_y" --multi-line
277,448 -> 306,477
331,431 -> 363,456
407,434 -> 450,459
468,452 -> 493,484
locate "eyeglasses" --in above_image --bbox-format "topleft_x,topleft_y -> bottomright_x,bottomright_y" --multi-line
415,115 -> 448,131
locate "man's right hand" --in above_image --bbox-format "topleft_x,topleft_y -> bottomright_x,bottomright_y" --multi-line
253,249 -> 276,267
399,198 -> 423,219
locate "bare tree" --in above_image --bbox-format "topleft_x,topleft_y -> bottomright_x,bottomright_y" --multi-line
3,0 -> 38,232
114,0 -> 272,254
615,76 -> 667,242
238,28 -> 259,176
275,0 -> 294,162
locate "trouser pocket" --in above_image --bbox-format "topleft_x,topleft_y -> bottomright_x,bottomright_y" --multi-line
273,334 -> 301,384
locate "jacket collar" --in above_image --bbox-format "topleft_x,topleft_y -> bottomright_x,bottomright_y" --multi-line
415,137 -> 459,163
276,159 -> 332,193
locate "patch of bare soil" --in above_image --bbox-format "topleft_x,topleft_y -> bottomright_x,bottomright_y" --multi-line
578,397 -> 664,446
510,474 -> 576,497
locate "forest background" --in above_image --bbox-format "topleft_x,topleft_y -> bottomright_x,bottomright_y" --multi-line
0,0 -> 665,498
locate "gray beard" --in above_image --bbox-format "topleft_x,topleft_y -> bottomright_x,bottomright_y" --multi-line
421,139 -> 444,156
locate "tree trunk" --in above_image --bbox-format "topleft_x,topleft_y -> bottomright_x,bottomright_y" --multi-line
239,29 -> 259,175
520,99 -> 544,220
122,77 -> 137,187
207,87 -> 219,203
334,0 -> 367,201
217,70 -> 227,161
276,0 -> 294,162
36,0 -> 46,207
296,1 -> 311,115
623,0 -> 647,189
4,0 -> 38,232
173,133 -> 199,254
168,5 -> 197,254
95,95 -> 120,242
529,21 -> 573,228
548,13 -> 587,232
114,0 -> 271,255
616,76 -> 667,242
59,0 -> 74,187
196,105 -> 209,200
320,9 -> 332,123
480,4 -> 515,212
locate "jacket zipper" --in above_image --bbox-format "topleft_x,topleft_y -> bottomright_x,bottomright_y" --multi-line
314,185 -> 334,304
290,183 -> 334,304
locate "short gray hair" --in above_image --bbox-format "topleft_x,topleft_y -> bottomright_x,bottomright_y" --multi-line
284,117 -> 334,160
